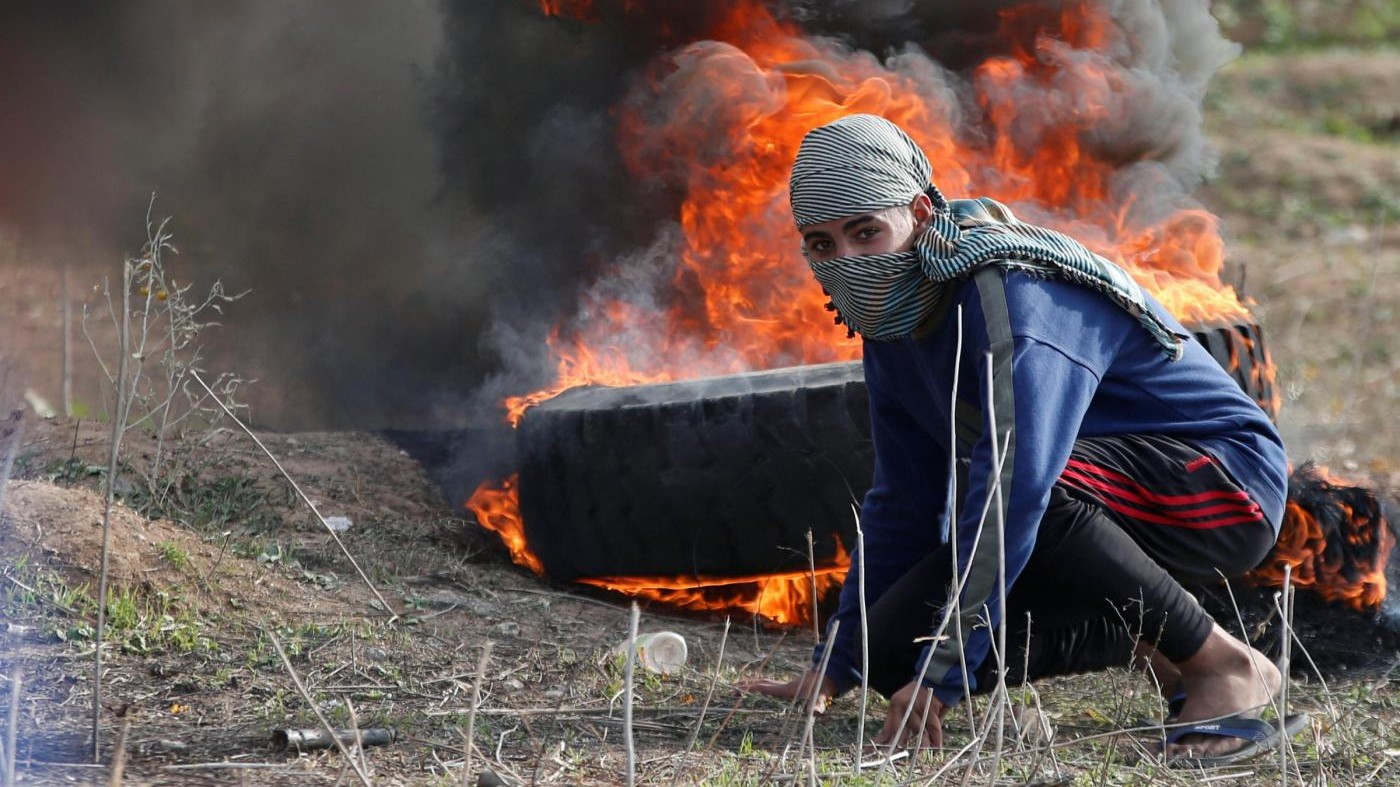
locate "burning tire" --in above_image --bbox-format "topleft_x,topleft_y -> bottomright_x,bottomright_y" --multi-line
1198,322 -> 1278,420
517,361 -> 872,581
517,323 -> 1278,581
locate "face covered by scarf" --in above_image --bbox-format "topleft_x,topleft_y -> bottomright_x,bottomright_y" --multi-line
789,114 -> 947,341
789,114 -> 1185,358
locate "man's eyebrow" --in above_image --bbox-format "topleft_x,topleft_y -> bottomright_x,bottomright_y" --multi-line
802,215 -> 877,243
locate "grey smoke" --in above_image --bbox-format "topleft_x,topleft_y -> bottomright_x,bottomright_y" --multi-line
0,1 -> 478,429
0,0 -> 1240,436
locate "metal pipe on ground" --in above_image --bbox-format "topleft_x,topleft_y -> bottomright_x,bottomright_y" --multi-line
272,728 -> 396,751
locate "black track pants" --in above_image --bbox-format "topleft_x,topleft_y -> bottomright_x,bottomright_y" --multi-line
860,434 -> 1278,698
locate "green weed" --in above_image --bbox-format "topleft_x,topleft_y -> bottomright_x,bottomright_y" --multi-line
157,540 -> 191,570
129,474 -> 284,533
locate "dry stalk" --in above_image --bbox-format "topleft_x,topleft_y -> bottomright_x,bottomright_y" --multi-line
874,429 -> 1012,786
464,641 -> 493,784
685,618 -> 729,753
0,410 -> 22,524
949,307 -> 976,726
907,684 -> 937,768
61,264 -> 72,417
86,206 -> 245,759
1212,573 -> 1298,782
4,668 -> 21,787
854,506 -> 870,768
162,762 -> 311,772
1283,618 -> 1336,721
946,306 -> 981,768
107,718 -> 130,787
709,629 -> 787,749
1275,565 -> 1294,785
1018,611 -> 1034,752
1028,681 -> 1062,780
957,450 -> 1013,778
268,631 -> 373,787
984,351 -> 1011,776
756,625 -> 837,787
456,729 -> 472,787
189,370 -> 393,617
908,737 -> 981,785
344,696 -> 367,783
806,530 -> 819,644
798,621 -> 839,784
93,252 -> 133,763
623,602 -> 639,787
1217,575 -> 1282,712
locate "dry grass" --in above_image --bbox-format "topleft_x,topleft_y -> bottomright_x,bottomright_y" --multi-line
1,415 -> 1396,785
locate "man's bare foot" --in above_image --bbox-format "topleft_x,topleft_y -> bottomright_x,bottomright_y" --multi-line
1166,623 -> 1280,760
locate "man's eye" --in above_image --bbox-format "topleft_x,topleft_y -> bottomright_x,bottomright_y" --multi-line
809,239 -> 833,253
856,227 -> 879,240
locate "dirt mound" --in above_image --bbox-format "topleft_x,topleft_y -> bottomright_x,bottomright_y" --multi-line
4,481 -> 154,586
1,479 -> 344,619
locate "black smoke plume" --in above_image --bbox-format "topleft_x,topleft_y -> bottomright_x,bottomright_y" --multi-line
0,0 -> 1239,439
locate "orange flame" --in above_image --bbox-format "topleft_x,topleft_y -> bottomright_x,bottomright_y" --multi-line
475,1 -> 1381,624
505,0 -> 1249,426
1247,468 -> 1393,610
466,472 -> 847,626
465,475 -> 545,576
579,537 -> 850,627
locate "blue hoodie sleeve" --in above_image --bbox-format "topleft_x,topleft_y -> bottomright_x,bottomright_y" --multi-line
813,349 -> 948,695
916,270 -> 1103,707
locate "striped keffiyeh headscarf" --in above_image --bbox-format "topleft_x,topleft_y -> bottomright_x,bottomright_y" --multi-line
789,114 -> 1185,358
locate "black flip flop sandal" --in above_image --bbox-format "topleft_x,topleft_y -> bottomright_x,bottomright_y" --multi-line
1165,712 -> 1311,769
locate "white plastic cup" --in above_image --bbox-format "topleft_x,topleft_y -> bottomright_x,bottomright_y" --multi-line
621,631 -> 688,674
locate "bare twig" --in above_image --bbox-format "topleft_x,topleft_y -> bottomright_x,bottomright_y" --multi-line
948,305 -> 979,734
806,530 -> 819,644
0,410 -> 23,525
1218,575 -> 1281,710
428,703 -> 772,719
107,719 -> 130,787
1276,566 -> 1294,785
464,642 -> 493,783
189,370 -> 393,617
799,621 -> 839,785
268,632 -> 373,787
345,696 -> 367,782
623,603 -> 639,787
984,351 -> 1010,774
163,762 -> 315,772
93,255 -> 133,763
4,668 -> 21,787
710,630 -> 788,750
62,264 -> 72,417
1284,623 -> 1337,721
685,618 -> 729,753
875,429 -> 1012,786
854,506 -> 870,769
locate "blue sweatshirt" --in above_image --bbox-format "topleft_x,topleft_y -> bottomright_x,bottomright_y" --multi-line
817,267 -> 1288,706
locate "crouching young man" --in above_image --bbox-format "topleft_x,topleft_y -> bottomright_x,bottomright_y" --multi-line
741,114 -> 1305,766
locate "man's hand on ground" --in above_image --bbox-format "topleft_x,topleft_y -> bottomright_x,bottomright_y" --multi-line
737,672 -> 836,714
873,681 -> 946,749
